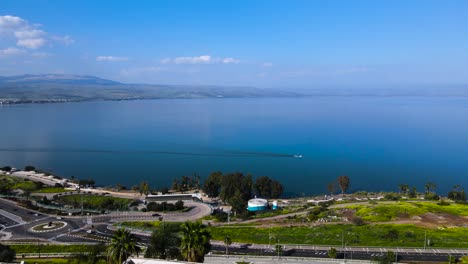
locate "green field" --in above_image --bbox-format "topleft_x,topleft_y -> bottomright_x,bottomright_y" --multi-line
208,224 -> 468,248
347,201 -> 468,222
117,221 -> 181,231
56,194 -> 132,210
18,258 -> 106,264
35,187 -> 67,193
10,244 -> 93,253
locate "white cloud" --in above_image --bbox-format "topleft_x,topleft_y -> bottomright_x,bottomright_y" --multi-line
0,15 -> 73,50
0,15 -> 26,30
174,55 -> 212,64
261,62 -> 274,67
51,35 -> 74,45
161,55 -> 241,65
96,56 -> 129,62
0,47 -> 25,56
17,38 -> 46,49
222,57 -> 240,64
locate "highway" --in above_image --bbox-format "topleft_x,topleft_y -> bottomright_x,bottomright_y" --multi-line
1,196 -> 466,262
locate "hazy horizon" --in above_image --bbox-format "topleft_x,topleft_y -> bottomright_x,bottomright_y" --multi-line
1,1 -> 468,88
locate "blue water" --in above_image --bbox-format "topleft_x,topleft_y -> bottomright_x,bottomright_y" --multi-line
1,97 -> 467,196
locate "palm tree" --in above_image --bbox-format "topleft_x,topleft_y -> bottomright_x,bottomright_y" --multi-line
398,184 -> 409,194
425,182 -> 437,194
224,236 -> 232,256
107,228 -> 141,264
145,222 -> 181,260
180,221 -> 211,262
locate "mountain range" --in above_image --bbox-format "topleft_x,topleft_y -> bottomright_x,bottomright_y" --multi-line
0,74 -> 299,104
1,74 -> 468,104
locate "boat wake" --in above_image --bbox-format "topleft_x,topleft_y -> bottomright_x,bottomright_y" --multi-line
0,147 -> 300,159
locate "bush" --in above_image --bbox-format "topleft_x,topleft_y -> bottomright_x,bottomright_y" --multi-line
382,229 -> 399,240
24,165 -> 36,172
0,244 -> 15,262
352,216 -> 365,226
384,193 -> 401,201
424,193 -> 440,201
437,200 -> 451,206
328,247 -> 337,258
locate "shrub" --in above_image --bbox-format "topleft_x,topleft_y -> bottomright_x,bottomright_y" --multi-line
424,193 -> 440,201
24,166 -> 36,172
328,247 -> 337,258
384,193 -> 401,201
351,216 -> 365,226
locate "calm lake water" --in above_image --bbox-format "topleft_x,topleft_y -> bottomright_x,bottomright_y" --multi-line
1,97 -> 468,196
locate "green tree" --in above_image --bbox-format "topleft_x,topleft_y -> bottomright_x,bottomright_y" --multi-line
24,165 -> 36,172
139,181 -> 150,196
202,171 -> 222,198
328,247 -> 337,258
448,185 -> 466,202
408,186 -> 417,198
424,182 -> 437,194
398,184 -> 409,194
327,182 -> 336,196
145,223 -> 181,260
337,175 -> 350,195
107,228 -> 141,264
180,221 -> 211,262
254,176 -> 284,199
0,243 -> 15,262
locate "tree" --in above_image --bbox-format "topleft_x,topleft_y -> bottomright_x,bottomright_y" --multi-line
107,228 -> 141,264
408,186 -> 417,198
145,223 -> 181,260
180,221 -> 211,262
448,185 -> 466,202
224,236 -> 232,256
254,176 -> 284,199
0,166 -> 11,172
139,181 -> 150,196
328,247 -> 337,258
327,182 -> 336,196
424,182 -> 437,194
337,175 -> 350,195
202,171 -> 222,198
398,184 -> 409,194
24,165 -> 35,172
254,176 -> 272,198
0,243 -> 15,262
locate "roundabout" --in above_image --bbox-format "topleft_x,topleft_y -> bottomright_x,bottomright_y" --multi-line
31,221 -> 68,233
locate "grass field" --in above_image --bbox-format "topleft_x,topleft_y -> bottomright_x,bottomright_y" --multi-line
208,224 -> 468,248
10,244 -> 93,253
18,258 -> 107,264
117,221 -> 181,231
347,201 -> 468,222
56,194 -> 132,210
35,187 -> 67,193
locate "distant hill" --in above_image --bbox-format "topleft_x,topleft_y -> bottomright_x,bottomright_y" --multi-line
1,74 -> 468,104
0,74 -> 299,104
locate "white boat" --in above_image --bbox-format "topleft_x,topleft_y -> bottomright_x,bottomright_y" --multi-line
293,154 -> 303,158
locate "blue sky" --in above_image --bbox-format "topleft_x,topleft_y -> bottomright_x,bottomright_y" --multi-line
1,0 -> 467,87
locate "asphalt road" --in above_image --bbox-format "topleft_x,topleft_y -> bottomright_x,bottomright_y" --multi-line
210,245 -> 466,262
1,197 -> 465,263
